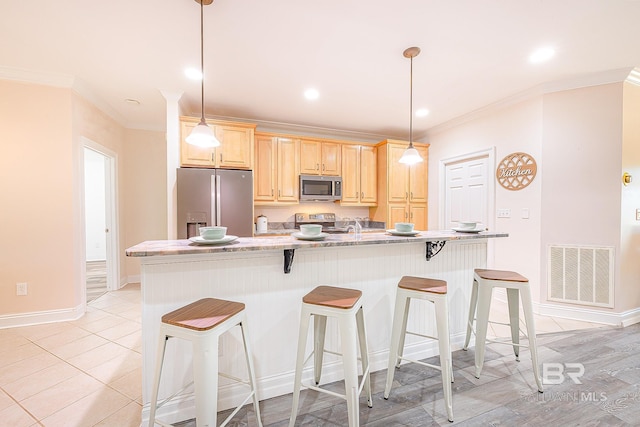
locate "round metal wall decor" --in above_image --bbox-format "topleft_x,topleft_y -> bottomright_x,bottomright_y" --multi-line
496,152 -> 537,191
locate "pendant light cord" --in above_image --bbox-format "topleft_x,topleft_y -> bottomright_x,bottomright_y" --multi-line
409,54 -> 414,149
199,0 -> 205,124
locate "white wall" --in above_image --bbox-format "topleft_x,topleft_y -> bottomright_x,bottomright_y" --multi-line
84,148 -> 107,261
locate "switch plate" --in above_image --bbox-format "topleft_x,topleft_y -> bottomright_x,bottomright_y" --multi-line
636,209 -> 640,221
497,209 -> 511,218
16,282 -> 27,296
522,208 -> 530,219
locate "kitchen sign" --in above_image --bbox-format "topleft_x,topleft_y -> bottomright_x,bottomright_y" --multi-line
496,152 -> 537,191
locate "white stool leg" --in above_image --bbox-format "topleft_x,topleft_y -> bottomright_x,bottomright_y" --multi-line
239,319 -> 263,427
289,307 -> 311,427
313,314 -> 327,385
474,283 -> 493,378
148,332 -> 169,427
434,295 -> 453,422
396,296 -> 411,368
506,288 -> 520,361
339,314 -> 360,427
520,285 -> 544,392
355,307 -> 372,407
463,279 -> 478,350
192,332 -> 218,427
384,290 -> 409,398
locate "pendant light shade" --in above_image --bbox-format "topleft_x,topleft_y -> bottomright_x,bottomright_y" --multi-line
399,46 -> 423,165
187,0 -> 220,148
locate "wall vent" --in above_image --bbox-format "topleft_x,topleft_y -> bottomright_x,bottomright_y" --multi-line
548,245 -> 614,308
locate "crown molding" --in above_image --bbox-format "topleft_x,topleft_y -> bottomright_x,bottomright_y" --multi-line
426,67 -> 634,137
625,67 -> 640,87
0,65 -> 75,87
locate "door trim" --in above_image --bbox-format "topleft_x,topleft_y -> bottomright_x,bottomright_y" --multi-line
81,138 -> 120,295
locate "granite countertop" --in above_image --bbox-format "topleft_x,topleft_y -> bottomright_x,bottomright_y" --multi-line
254,228 -> 387,236
126,230 -> 507,257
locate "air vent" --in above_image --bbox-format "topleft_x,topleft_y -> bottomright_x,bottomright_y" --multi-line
548,245 -> 614,308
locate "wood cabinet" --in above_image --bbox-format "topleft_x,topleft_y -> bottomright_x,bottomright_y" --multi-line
180,117 -> 255,169
254,133 -> 299,204
300,139 -> 341,176
369,139 -> 429,230
341,144 -> 377,206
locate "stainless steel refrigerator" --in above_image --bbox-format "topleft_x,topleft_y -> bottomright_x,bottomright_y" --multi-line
177,168 -> 254,238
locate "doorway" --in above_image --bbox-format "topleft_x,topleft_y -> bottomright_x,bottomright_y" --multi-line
440,147 -> 495,231
83,143 -> 119,302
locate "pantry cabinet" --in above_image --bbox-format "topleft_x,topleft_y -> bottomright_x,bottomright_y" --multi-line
254,133 -> 299,204
299,139 -> 341,176
369,139 -> 429,230
341,144 -> 377,206
180,117 -> 255,169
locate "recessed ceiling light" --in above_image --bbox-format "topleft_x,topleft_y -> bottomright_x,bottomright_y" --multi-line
304,88 -> 319,100
185,67 -> 203,80
415,108 -> 429,117
529,47 -> 555,64
124,98 -> 141,105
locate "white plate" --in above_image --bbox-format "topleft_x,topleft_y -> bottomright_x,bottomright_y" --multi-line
386,229 -> 420,236
292,232 -> 329,241
452,227 -> 483,233
189,235 -> 238,245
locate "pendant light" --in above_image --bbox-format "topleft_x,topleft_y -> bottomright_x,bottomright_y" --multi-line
398,46 -> 424,165
186,0 -> 220,148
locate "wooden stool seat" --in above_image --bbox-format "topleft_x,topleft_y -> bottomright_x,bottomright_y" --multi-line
474,268 -> 528,282
398,276 -> 448,294
162,298 -> 245,331
303,285 -> 363,309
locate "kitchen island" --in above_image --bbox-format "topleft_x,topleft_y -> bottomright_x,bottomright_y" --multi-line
126,230 -> 507,423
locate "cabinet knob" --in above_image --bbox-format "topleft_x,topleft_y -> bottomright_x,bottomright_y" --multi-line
316,163 -> 319,170
271,189 -> 274,196
322,164 -> 325,171
278,190 -> 281,197
405,192 -> 408,200
410,191 -> 413,200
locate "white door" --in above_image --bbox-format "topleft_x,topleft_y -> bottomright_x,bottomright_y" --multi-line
443,153 -> 491,230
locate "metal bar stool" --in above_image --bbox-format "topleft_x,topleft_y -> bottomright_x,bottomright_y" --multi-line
384,276 -> 454,422
289,285 -> 372,427
148,298 -> 263,427
463,269 -> 543,392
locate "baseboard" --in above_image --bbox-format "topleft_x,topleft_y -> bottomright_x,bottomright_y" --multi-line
492,288 -> 638,327
0,304 -> 84,329
122,275 -> 140,287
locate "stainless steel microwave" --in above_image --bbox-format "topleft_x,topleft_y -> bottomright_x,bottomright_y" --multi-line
299,175 -> 342,201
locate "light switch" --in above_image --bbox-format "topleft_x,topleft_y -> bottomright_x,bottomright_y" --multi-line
522,208 -> 530,219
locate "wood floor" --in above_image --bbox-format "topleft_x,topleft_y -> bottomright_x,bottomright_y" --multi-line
86,260 -> 107,303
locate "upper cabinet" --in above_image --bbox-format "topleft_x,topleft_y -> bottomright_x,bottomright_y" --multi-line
369,139 -> 429,230
299,139 -> 341,176
341,144 -> 377,206
180,117 -> 255,169
254,133 -> 299,205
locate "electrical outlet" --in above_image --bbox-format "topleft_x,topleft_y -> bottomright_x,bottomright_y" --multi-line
16,282 -> 28,296
497,209 -> 511,218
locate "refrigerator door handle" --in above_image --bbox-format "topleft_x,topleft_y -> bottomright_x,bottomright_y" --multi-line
215,174 -> 222,226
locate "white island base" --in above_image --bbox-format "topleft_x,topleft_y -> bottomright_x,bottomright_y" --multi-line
132,234 -> 495,424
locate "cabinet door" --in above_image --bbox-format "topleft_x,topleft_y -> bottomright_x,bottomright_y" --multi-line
277,138 -> 299,202
410,204 -> 428,230
216,125 -> 253,169
360,145 -> 377,204
388,144 -> 409,203
388,203 -> 409,227
180,121 -> 216,167
409,145 -> 428,203
321,142 -> 341,176
300,139 -> 321,175
341,144 -> 360,203
254,135 -> 276,201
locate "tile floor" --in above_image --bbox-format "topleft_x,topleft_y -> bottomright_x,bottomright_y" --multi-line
0,283 -> 603,427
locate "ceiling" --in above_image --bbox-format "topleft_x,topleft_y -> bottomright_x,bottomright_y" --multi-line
2,0 -> 640,141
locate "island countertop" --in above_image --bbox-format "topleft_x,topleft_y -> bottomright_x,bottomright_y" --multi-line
126,229 -> 507,257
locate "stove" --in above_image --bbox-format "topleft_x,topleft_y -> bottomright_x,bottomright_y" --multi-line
294,212 -> 350,234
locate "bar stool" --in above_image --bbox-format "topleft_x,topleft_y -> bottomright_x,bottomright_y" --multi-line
384,276 -> 454,422
289,285 -> 372,427
148,298 -> 263,427
463,269 -> 543,392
